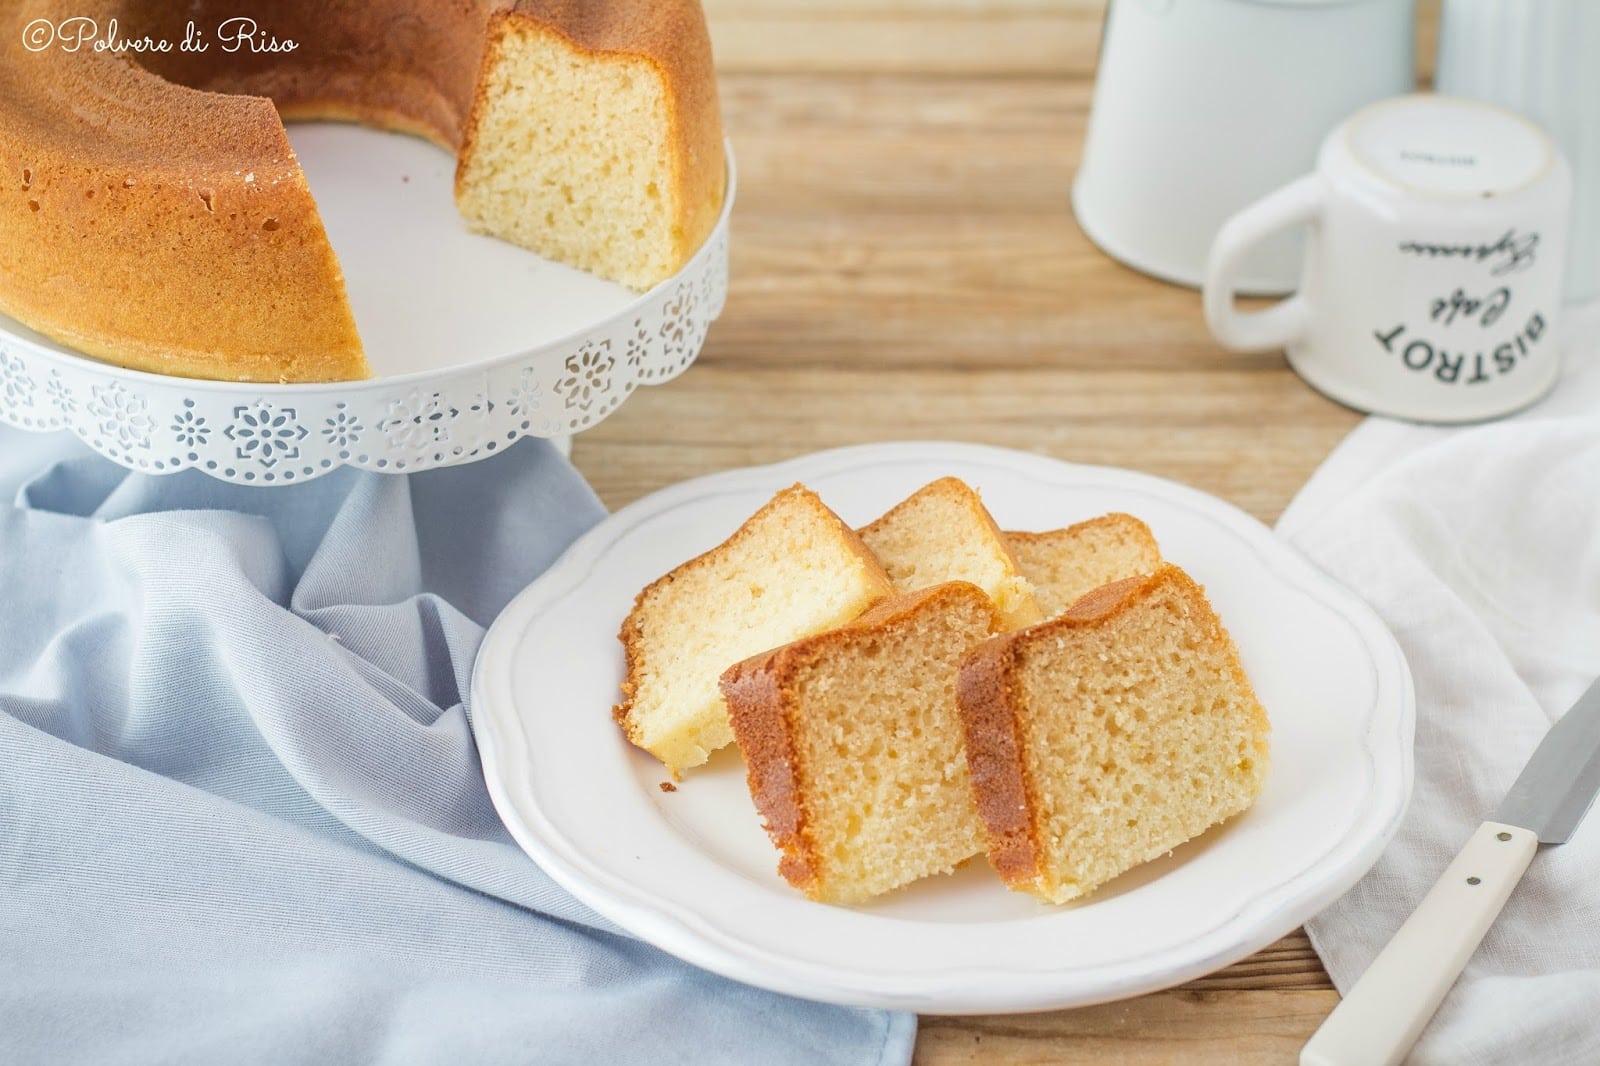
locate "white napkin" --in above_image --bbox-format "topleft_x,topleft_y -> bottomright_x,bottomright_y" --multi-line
1277,303 -> 1600,1064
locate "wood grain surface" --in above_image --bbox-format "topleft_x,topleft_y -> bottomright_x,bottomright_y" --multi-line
571,2 -> 1438,1059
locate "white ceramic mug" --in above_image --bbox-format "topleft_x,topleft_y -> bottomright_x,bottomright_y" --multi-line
1204,94 -> 1572,423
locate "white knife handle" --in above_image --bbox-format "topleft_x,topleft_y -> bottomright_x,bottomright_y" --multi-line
1301,821 -> 1539,1066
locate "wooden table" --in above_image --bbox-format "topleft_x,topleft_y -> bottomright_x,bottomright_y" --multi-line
571,2 -> 1434,1059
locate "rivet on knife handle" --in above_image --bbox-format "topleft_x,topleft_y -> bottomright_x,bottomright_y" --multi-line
1300,821 -> 1539,1066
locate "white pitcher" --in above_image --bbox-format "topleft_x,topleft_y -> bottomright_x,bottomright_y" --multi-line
1073,0 -> 1417,295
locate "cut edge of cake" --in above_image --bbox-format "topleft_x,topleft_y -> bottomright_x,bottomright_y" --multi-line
956,562 -> 1270,904
615,483 -> 894,776
456,6 -> 726,292
720,581 -> 1000,903
1005,512 -> 1163,618
857,477 -> 1044,631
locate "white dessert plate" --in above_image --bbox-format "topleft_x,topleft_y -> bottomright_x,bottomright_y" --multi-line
469,441 -> 1415,1014
0,125 -> 731,484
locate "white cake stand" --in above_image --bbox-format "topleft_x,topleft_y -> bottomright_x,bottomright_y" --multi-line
0,125 -> 732,485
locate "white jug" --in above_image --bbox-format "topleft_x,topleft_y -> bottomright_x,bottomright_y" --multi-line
1073,0 -> 1417,295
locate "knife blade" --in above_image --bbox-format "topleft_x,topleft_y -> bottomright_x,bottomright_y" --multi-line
1492,676 -> 1600,842
1302,673 -> 1600,1066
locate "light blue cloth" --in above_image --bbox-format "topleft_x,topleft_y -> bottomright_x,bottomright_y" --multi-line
0,427 -> 914,1066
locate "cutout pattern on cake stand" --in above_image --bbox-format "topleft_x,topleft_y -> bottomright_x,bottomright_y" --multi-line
0,129 -> 733,485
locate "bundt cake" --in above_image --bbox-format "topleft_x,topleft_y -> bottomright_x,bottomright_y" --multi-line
720,582 -> 999,904
956,563 -> 1270,904
615,484 -> 893,777
858,477 -> 1044,631
0,0 -> 725,382
1006,512 -> 1163,617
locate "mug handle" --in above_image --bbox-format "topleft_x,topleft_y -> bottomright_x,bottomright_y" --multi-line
1202,174 -> 1324,351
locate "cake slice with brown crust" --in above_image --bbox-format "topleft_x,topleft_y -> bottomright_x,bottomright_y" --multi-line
858,478 -> 1043,631
615,484 -> 893,776
956,563 -> 1269,904
1005,512 -> 1163,618
720,582 -> 1000,903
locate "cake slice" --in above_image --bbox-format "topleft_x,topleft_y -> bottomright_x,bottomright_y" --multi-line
456,5 -> 726,291
1006,513 -> 1162,618
857,478 -> 1043,631
616,484 -> 893,776
720,582 -> 1000,903
956,563 -> 1269,904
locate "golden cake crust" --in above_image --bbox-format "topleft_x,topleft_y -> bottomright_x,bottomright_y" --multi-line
953,617 -> 1050,889
717,639 -> 820,895
0,5 -> 367,382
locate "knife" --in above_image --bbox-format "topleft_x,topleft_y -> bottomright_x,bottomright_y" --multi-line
1302,673 -> 1600,1066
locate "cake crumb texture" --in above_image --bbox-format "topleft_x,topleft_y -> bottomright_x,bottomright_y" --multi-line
615,484 -> 893,776
456,7 -> 724,291
721,583 -> 999,903
1006,512 -> 1163,617
859,478 -> 1044,631
957,563 -> 1270,904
